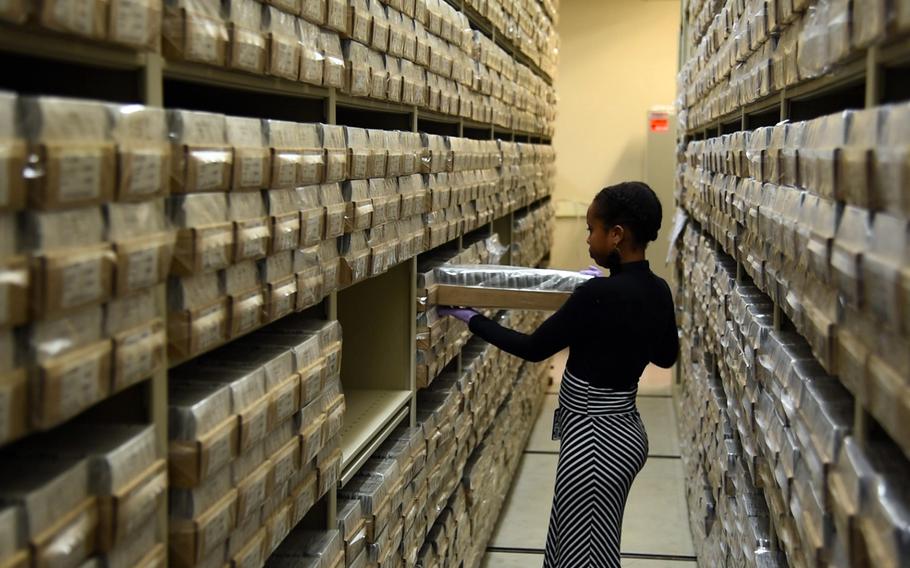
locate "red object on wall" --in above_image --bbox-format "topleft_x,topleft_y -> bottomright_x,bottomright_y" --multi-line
649,112 -> 670,132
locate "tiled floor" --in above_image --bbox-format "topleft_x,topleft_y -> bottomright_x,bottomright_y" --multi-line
482,354 -> 696,567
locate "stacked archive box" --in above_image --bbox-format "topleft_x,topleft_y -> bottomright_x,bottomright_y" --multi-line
678,0 -> 910,131
168,316 -> 344,568
268,317 -> 550,568
0,0 -> 559,563
672,104 -> 910,567
0,94 -> 171,568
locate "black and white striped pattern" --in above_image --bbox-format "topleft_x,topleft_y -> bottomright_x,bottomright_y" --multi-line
544,369 -> 649,568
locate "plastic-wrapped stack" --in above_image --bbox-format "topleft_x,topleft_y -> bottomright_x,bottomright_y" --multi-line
677,0 -> 909,131
512,200 -> 554,267
0,94 -> 174,446
415,235 -> 508,388
0,424 -> 166,568
167,316 -> 344,568
672,218 -> 910,567
167,113 -> 356,361
160,0 -> 558,133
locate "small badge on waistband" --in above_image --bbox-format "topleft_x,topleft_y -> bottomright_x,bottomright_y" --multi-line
551,407 -> 562,441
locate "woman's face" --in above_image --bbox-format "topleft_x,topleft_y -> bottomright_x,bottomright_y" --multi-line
586,203 -> 621,266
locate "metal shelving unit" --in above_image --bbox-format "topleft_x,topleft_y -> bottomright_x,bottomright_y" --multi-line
0,3 -> 556,562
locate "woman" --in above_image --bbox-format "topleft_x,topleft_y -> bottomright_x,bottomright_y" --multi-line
439,181 -> 679,568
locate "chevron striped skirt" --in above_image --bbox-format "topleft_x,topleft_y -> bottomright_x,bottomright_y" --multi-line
543,369 -> 649,568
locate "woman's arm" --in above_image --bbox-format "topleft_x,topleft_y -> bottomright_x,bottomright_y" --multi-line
467,284 -> 593,362
649,285 -> 679,368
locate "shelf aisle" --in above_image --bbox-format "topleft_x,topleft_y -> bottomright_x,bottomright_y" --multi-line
481,354 -> 697,567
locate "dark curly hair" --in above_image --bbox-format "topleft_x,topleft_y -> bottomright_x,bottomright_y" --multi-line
592,181 -> 663,247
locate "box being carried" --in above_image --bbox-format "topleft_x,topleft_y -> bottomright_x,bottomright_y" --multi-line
429,265 -> 591,311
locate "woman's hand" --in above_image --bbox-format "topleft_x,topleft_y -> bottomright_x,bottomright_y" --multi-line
438,307 -> 480,323
580,265 -> 602,277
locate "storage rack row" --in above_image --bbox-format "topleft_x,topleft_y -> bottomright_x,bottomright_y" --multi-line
0,0 -> 556,560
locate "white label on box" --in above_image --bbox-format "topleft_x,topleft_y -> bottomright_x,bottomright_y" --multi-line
235,292 -> 260,334
326,159 -> 343,182
127,245 -> 159,290
239,156 -> 264,188
241,223 -> 267,258
53,0 -> 94,35
196,304 -> 224,351
302,0 -> 321,21
351,155 -> 368,179
299,159 -> 319,184
273,221 -> 297,251
242,477 -> 267,516
205,432 -> 232,476
235,42 -> 261,71
187,26 -> 219,63
126,151 -> 163,197
273,291 -> 293,318
195,159 -> 225,191
273,42 -> 296,78
111,0 -> 149,46
245,409 -> 267,446
59,152 -> 102,202
61,258 -> 103,308
201,236 -> 229,271
326,65 -> 343,87
327,0 -> 344,28
202,508 -> 232,552
302,214 -> 321,244
120,327 -> 156,384
354,15 -> 370,41
275,160 -> 296,188
273,451 -> 293,485
60,356 -> 100,418
301,60 -> 322,84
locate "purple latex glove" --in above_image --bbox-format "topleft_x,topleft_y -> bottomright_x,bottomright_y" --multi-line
438,307 -> 480,323
580,265 -> 602,277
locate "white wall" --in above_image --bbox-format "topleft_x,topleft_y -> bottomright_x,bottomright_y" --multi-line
550,0 -> 681,277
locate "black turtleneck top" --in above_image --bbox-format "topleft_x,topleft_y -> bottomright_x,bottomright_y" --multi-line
467,260 -> 679,390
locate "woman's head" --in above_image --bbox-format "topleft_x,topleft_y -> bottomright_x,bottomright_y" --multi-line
586,181 -> 663,268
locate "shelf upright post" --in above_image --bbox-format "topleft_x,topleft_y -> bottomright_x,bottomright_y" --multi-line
139,50 -> 169,566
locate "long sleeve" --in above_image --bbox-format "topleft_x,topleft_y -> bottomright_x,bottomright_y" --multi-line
649,282 -> 679,368
467,283 -> 594,363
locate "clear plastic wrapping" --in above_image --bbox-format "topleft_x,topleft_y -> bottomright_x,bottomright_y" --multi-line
22,97 -> 114,210
344,40 -> 372,98
225,116 -> 268,191
163,0 -> 229,65
343,180 -> 374,232
109,105 -> 169,202
319,125 -> 348,183
0,456 -> 89,539
298,18 -> 325,87
874,103 -> 910,218
264,6 -> 301,81
266,189 -> 302,253
106,201 -> 174,296
366,130 -> 388,179
230,191 -> 270,261
226,0 -> 266,74
168,110 -> 232,194
319,29 -> 346,88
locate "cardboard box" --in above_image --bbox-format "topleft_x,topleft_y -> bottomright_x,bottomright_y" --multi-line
229,288 -> 265,339
33,340 -> 112,430
115,145 -> 169,202
434,285 -> 570,311
39,0 -> 107,39
235,460 -> 271,522
111,317 -> 166,393
163,9 -> 229,66
97,460 -> 166,551
31,245 -> 114,318
168,298 -> 229,361
170,145 -> 233,194
169,489 -> 237,568
172,224 -> 234,276
112,233 -> 173,296
31,497 -> 98,568
228,23 -> 267,75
